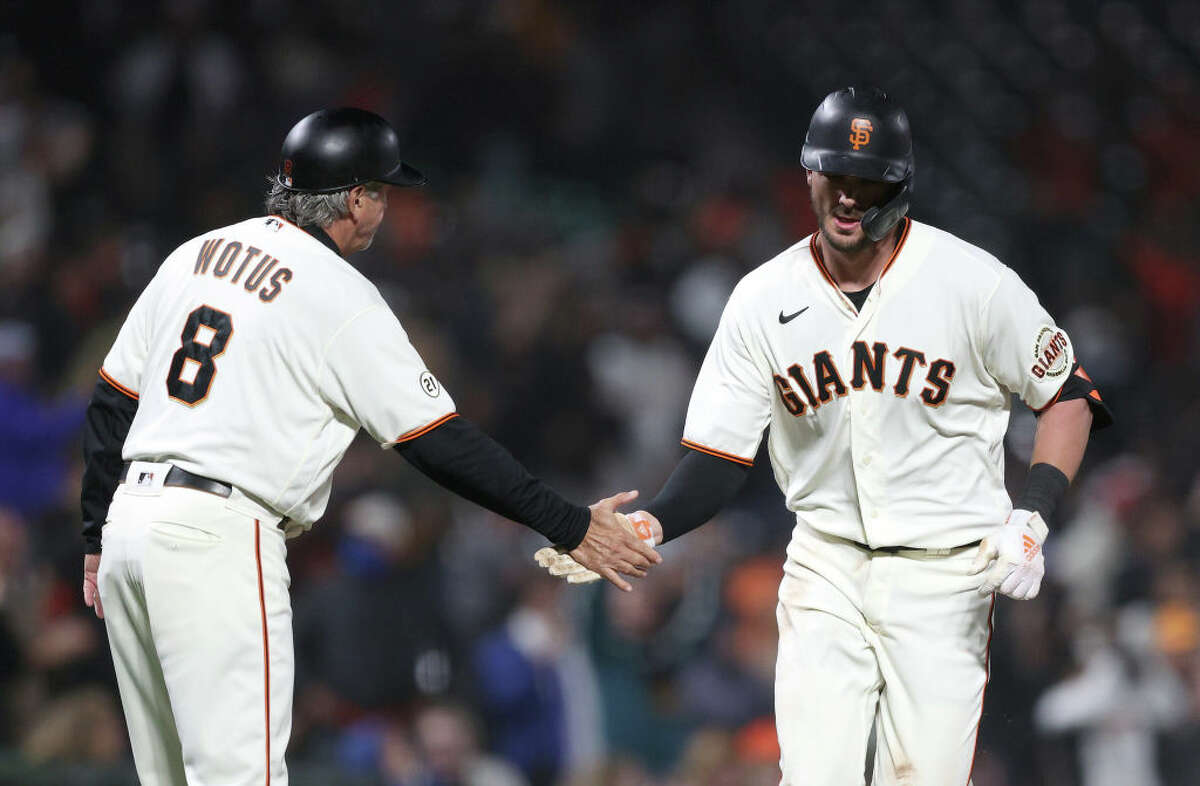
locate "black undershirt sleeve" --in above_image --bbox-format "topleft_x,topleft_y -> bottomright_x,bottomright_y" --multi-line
394,416 -> 591,549
81,377 -> 139,554
645,449 -> 751,544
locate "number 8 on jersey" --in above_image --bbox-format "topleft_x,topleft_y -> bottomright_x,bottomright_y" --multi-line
166,305 -> 233,406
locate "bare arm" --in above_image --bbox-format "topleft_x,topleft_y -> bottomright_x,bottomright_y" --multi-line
1030,398 -> 1093,482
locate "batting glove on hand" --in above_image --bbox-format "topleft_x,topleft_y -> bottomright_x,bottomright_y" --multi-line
969,509 -> 1048,600
534,512 -> 658,586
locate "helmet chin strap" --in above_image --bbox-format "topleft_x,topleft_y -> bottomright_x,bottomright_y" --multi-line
860,180 -> 912,241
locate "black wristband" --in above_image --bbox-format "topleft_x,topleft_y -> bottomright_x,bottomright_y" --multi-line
1014,462 -> 1070,524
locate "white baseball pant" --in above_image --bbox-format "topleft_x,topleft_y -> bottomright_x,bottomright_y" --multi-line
98,462 -> 292,785
774,522 -> 994,786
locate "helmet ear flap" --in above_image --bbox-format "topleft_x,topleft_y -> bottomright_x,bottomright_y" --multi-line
860,180 -> 912,241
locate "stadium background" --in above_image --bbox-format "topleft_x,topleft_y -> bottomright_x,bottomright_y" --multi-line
2,0 -> 1199,783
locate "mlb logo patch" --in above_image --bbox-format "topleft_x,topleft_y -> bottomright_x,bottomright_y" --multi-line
137,472 -> 155,486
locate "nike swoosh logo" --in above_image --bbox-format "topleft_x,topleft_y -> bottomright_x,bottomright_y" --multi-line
779,307 -> 809,324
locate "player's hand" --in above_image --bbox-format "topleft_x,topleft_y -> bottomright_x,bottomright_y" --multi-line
559,492 -> 662,592
968,509 -> 1048,600
82,553 -> 104,619
534,510 -> 662,585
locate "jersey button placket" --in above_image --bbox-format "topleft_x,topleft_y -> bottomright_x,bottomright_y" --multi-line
849,382 -> 881,542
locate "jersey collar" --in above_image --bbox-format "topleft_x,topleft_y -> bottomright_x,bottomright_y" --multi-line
300,224 -> 343,257
267,215 -> 345,258
809,216 -> 912,300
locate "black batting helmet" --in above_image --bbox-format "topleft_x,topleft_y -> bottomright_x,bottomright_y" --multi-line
800,87 -> 914,241
276,108 -> 426,193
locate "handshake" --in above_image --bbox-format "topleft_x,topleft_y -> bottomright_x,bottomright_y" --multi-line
533,490 -> 662,592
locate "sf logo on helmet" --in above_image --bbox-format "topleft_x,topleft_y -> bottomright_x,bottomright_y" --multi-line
849,118 -> 873,150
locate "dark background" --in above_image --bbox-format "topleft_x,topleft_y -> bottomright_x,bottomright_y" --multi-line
1,1 -> 1198,783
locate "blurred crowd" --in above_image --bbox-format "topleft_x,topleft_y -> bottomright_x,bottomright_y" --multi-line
2,1 -> 1200,784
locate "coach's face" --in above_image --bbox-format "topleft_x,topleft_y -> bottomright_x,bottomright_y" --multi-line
346,184 -> 390,253
807,170 -> 895,254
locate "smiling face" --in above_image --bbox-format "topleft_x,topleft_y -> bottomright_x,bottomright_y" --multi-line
806,170 -> 897,254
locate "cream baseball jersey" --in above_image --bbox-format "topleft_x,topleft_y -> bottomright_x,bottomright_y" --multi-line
683,218 -> 1075,550
100,216 -> 456,528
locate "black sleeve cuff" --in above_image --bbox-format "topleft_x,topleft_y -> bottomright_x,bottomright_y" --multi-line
394,416 -> 591,549
645,447 -> 750,543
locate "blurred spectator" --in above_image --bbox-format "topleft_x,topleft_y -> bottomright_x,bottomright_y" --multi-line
1034,608 -> 1190,786
414,702 -> 528,786
0,321 -> 84,515
294,492 -> 455,719
473,569 -> 603,785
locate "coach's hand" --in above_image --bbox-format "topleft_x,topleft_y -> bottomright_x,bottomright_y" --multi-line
567,491 -> 662,592
83,553 -> 104,619
535,510 -> 662,585
969,509 -> 1048,600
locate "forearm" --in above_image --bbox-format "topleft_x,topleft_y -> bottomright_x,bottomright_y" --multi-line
394,416 -> 590,549
1015,398 -> 1093,524
1030,397 -> 1093,482
645,449 -> 750,543
81,377 -> 138,553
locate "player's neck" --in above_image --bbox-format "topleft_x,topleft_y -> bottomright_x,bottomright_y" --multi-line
323,219 -> 358,257
817,226 -> 900,291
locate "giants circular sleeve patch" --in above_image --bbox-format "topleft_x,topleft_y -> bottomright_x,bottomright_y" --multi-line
1029,325 -> 1073,380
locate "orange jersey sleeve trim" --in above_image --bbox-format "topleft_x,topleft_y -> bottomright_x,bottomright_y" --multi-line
392,412 -> 459,444
99,368 -> 139,400
1031,380 -> 1067,414
681,439 -> 754,467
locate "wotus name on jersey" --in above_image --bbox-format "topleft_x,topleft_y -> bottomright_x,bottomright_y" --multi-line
193,239 -> 293,303
772,341 -> 956,417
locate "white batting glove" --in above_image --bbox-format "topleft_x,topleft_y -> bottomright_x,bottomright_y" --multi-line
533,512 -> 657,585
969,509 -> 1048,600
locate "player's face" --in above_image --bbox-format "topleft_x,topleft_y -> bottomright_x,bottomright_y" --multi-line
807,170 -> 896,254
348,184 -> 390,253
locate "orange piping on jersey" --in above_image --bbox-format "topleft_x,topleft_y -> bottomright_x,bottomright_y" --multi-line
392,412 -> 460,443
681,439 -> 754,467
1088,389 -> 1103,402
809,216 -> 912,295
1031,377 -> 1068,414
99,368 -> 139,400
875,216 -> 912,278
254,520 -> 271,785
966,594 -> 996,785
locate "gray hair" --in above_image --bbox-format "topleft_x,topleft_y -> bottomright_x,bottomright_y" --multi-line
263,179 -> 383,228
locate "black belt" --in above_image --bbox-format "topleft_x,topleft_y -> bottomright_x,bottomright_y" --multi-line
120,462 -> 232,498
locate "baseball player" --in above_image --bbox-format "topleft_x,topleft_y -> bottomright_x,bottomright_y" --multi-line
538,87 -> 1112,784
79,107 -> 659,785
